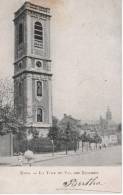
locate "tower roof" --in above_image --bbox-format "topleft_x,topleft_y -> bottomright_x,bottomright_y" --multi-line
14,1 -> 51,20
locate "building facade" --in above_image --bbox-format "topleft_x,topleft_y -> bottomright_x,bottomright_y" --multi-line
13,2 -> 52,137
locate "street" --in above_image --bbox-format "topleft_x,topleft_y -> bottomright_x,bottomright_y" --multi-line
0,145 -> 121,166
32,145 -> 121,166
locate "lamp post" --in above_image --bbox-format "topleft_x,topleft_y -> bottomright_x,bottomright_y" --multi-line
65,122 -> 70,155
51,139 -> 55,156
24,128 -> 34,166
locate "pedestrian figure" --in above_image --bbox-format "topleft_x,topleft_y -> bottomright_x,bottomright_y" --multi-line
99,144 -> 102,150
24,150 -> 34,166
18,152 -> 23,166
89,143 -> 91,151
104,144 -> 106,149
73,141 -> 77,152
74,145 -> 77,152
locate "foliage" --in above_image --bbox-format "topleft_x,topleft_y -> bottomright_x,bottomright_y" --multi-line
13,138 -> 28,153
0,105 -> 20,135
48,116 -> 80,152
48,126 -> 59,142
81,131 -> 88,142
13,137 -> 54,154
0,78 -> 25,136
31,129 -> 39,139
0,77 -> 103,153
0,78 -> 13,108
117,123 -> 121,132
93,133 -> 102,143
48,116 -> 60,144
81,131 -> 102,144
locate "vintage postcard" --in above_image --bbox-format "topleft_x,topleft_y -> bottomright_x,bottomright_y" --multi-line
0,0 -> 122,193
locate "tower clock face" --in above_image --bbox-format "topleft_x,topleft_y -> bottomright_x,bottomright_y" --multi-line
36,60 -> 42,68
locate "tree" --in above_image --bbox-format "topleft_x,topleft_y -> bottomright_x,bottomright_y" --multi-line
64,122 -> 71,154
48,116 -> 60,154
0,78 -> 25,136
81,132 -> 88,152
93,133 -> 102,149
48,116 -> 59,142
0,78 -> 13,108
59,114 -> 81,152
0,105 -> 18,135
117,123 -> 121,132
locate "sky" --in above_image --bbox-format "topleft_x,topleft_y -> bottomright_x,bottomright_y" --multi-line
0,0 -> 122,122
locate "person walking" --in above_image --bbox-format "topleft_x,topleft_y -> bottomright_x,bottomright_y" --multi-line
18,152 -> 23,166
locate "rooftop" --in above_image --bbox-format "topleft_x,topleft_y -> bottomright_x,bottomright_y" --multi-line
14,1 -> 51,19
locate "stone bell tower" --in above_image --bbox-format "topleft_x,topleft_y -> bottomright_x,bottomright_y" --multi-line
13,2 -> 52,137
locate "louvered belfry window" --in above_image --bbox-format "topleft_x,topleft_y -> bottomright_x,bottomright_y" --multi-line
34,21 -> 43,48
19,23 -> 23,44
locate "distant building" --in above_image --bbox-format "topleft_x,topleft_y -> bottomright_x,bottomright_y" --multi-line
80,107 -> 119,145
99,107 -> 118,135
101,133 -> 118,146
98,108 -> 119,145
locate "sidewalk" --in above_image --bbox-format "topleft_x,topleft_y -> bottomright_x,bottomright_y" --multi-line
0,146 -> 112,166
32,150 -> 82,165
0,149 -> 83,166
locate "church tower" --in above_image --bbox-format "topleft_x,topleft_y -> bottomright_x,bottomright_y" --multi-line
13,2 -> 52,137
106,107 -> 112,122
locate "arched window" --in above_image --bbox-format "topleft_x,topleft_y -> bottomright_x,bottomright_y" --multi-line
37,108 -> 43,122
37,81 -> 42,96
19,23 -> 23,44
34,21 -> 43,47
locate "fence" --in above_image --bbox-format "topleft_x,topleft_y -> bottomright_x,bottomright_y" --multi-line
0,133 -> 13,156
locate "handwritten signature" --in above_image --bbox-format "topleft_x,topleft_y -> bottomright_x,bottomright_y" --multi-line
63,176 -> 102,187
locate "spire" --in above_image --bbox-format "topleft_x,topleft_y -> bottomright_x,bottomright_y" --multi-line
106,107 -> 112,121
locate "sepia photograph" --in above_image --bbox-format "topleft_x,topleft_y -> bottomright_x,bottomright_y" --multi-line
0,0 -> 122,193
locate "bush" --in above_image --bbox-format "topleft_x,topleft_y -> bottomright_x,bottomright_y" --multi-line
13,136 -> 55,153
55,138 -> 77,151
28,137 -> 54,153
13,135 -> 78,154
13,136 -> 28,153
